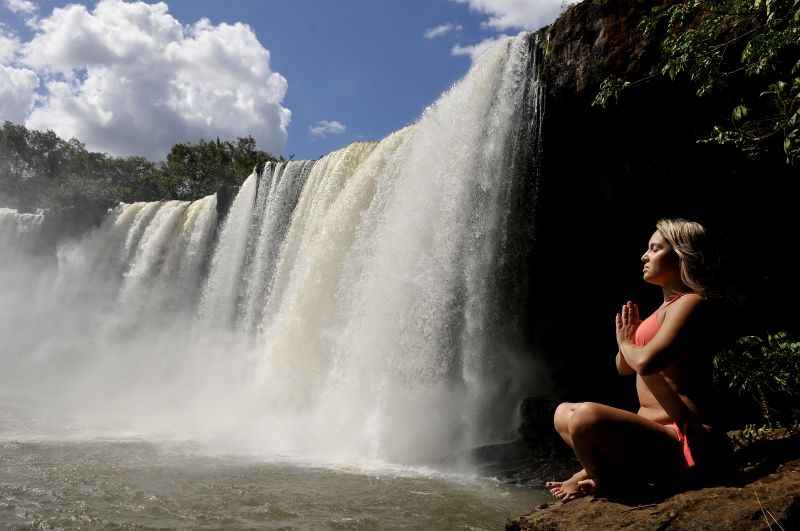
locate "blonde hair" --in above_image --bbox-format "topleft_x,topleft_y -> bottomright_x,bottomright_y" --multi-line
656,218 -> 711,296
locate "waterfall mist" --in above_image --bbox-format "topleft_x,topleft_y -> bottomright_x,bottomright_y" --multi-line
0,34 -> 545,467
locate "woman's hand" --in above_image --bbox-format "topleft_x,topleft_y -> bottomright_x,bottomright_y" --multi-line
616,301 -> 640,350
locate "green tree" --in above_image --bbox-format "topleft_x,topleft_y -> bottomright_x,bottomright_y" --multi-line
0,121 -> 278,210
594,0 -> 800,165
158,136 -> 277,200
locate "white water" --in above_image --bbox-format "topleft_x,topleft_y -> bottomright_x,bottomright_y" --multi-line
0,207 -> 44,264
0,34 -> 542,468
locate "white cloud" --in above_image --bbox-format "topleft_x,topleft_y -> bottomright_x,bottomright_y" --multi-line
0,25 -> 36,122
4,0 -> 36,15
309,120 -> 346,138
424,23 -> 463,40
0,0 -> 290,161
452,0 -> 576,31
0,25 -> 20,64
0,65 -> 38,122
451,35 -> 510,61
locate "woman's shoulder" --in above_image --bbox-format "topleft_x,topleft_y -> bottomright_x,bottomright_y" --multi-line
664,293 -> 705,320
678,293 -> 705,305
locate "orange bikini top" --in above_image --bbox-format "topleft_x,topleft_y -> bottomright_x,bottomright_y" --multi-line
634,293 -> 687,347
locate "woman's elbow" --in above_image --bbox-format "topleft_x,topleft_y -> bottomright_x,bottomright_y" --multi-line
615,354 -> 634,376
618,364 -> 635,376
633,358 -> 660,375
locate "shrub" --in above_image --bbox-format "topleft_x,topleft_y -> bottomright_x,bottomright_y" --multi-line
713,332 -> 800,426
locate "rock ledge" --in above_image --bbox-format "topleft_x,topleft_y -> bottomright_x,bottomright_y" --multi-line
507,433 -> 800,530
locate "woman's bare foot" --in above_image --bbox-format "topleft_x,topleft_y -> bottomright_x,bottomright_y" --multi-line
545,469 -> 598,502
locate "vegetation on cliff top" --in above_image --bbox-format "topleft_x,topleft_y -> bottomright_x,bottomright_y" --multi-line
595,0 -> 800,166
0,121 -> 280,211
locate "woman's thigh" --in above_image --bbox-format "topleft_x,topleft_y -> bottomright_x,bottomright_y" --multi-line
569,402 -> 684,480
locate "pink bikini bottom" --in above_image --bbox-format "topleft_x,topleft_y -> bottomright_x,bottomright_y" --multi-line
666,421 -> 716,468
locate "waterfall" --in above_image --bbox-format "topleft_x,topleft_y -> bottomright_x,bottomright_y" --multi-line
198,172 -> 259,328
240,160 -> 314,334
0,33 -> 542,464
0,208 -> 45,264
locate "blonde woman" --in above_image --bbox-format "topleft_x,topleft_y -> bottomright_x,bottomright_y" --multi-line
547,219 -> 720,501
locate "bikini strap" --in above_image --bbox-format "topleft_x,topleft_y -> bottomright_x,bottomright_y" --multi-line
662,292 -> 688,308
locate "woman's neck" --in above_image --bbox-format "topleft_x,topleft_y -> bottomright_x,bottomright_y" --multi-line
661,281 -> 689,303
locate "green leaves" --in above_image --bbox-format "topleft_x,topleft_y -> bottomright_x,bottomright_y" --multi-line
714,332 -> 800,426
159,137 -> 276,200
732,104 -> 750,121
592,77 -> 631,108
0,121 -> 278,210
596,0 -> 800,165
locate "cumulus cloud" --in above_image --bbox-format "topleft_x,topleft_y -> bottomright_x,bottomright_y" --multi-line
0,25 -> 37,122
309,120 -> 346,138
452,0 -> 576,31
0,25 -> 20,63
4,0 -> 37,15
0,0 -> 290,161
424,23 -> 463,40
0,65 -> 38,122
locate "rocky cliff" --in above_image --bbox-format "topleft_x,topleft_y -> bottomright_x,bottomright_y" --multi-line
502,1 -> 799,528
522,0 -> 798,414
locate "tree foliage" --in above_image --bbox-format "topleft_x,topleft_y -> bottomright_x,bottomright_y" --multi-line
159,137 -> 276,201
594,0 -> 800,165
714,332 -> 800,426
0,121 -> 279,210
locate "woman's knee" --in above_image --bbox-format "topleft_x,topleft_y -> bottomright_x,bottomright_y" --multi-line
568,402 -> 605,438
553,402 -> 577,433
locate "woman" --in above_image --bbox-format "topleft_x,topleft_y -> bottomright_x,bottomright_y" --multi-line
546,218 -> 720,502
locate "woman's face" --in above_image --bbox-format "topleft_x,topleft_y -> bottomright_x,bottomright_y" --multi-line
641,230 -> 681,286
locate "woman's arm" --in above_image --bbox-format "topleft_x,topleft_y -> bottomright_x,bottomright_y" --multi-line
617,294 -> 704,375
615,350 -> 635,375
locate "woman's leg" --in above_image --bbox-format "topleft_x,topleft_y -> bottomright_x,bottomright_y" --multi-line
548,401 -> 683,501
568,402 -> 684,487
553,402 -> 578,448
548,402 -> 586,500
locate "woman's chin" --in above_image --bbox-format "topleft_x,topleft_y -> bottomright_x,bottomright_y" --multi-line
642,273 -> 659,285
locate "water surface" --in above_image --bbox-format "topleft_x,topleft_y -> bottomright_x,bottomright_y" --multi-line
0,439 -> 547,530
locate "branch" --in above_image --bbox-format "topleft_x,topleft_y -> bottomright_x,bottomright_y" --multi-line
710,25 -> 762,51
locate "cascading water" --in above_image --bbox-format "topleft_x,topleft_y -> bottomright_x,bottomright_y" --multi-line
0,33 -> 543,466
240,160 -> 314,334
0,208 -> 45,263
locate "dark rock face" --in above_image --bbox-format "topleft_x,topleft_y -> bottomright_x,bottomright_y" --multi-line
522,0 -> 799,413
542,0 -> 665,99
504,1 -> 799,524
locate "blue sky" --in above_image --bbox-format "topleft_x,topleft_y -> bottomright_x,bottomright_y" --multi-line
0,0 -> 569,161
174,0 -> 487,160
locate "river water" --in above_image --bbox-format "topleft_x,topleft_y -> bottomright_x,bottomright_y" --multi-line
0,396 -> 548,530
0,435 -> 546,530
